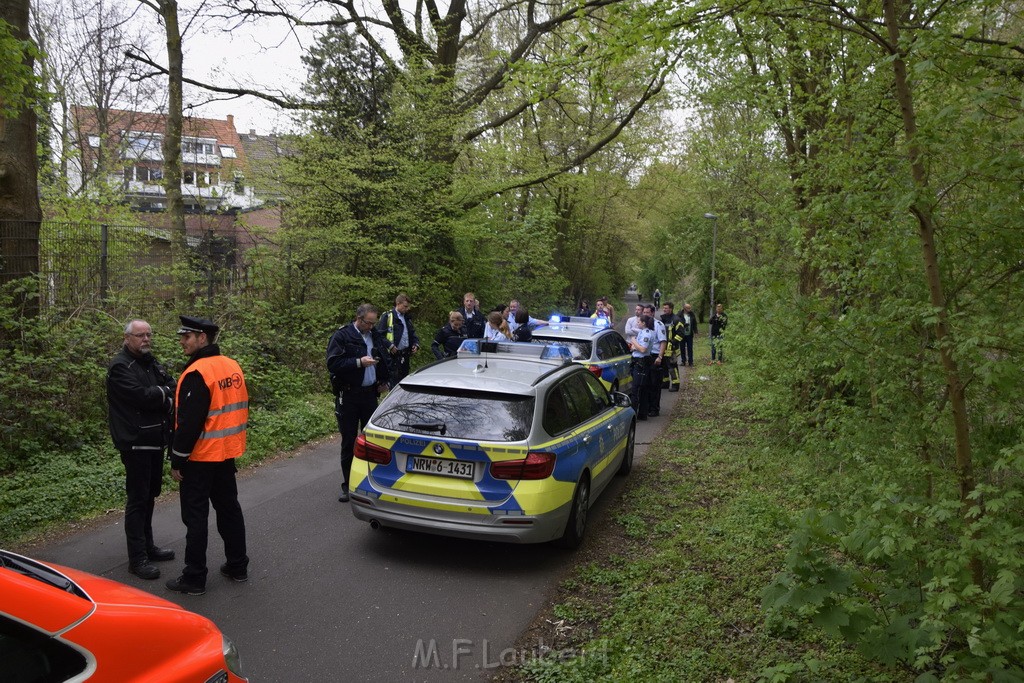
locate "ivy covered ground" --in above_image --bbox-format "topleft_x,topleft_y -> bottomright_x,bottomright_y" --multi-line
495,361 -> 896,683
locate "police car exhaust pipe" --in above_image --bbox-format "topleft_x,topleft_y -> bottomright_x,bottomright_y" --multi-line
370,519 -> 382,530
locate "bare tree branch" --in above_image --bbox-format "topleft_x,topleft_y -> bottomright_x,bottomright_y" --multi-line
125,48 -> 314,109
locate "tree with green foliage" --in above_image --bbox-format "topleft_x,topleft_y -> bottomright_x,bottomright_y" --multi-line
650,0 -> 1024,676
0,3 -> 41,315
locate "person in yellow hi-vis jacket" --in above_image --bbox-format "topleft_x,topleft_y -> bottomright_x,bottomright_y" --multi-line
166,315 -> 249,596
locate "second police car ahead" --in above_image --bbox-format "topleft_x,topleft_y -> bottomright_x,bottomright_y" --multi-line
531,315 -> 633,395
348,340 -> 636,548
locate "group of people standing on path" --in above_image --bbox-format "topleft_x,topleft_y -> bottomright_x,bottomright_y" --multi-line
106,315 -> 250,597
105,291 -> 728,588
623,299 -> 728,419
430,292 -> 552,358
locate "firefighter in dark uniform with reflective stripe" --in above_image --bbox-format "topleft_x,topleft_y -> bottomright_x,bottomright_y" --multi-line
166,316 -> 250,596
660,302 -> 684,392
376,293 -> 420,385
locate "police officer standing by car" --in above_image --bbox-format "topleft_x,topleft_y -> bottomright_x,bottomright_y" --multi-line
628,315 -> 654,420
377,293 -> 420,385
327,304 -> 391,503
643,304 -> 668,417
106,319 -> 177,581
166,316 -> 250,596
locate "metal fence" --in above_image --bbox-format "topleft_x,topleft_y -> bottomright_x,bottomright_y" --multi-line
0,219 -> 276,313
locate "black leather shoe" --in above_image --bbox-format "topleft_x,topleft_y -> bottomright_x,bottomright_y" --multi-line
220,563 -> 248,582
166,576 -> 206,595
338,487 -> 350,503
147,546 -> 175,562
129,563 -> 160,580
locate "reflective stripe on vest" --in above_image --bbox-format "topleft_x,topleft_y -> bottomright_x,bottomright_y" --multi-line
175,355 -> 248,462
383,310 -> 395,343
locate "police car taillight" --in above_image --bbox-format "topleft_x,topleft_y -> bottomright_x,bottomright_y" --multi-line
587,365 -> 603,380
355,434 -> 391,465
489,452 -> 555,480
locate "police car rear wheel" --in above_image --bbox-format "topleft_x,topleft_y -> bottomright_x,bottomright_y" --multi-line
617,423 -> 635,476
558,476 -> 590,549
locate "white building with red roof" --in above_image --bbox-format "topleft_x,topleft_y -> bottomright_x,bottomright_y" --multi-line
70,107 -> 264,213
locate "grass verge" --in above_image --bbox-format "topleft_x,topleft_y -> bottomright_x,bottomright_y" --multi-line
495,364 -> 898,682
0,392 -> 336,547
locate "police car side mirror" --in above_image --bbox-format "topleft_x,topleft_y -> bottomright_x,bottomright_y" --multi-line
613,391 -> 632,408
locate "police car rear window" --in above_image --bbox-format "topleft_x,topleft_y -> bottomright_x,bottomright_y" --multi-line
373,386 -> 534,442
529,337 -> 592,361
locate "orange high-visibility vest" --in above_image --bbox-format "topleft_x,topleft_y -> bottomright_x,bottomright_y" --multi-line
175,355 -> 248,462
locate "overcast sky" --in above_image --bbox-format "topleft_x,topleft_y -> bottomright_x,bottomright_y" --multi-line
126,0 -> 321,135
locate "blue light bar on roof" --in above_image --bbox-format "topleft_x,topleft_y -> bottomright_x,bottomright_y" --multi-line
456,339 -> 571,361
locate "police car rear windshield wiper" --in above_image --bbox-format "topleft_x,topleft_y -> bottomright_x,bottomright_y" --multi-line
400,422 -> 447,435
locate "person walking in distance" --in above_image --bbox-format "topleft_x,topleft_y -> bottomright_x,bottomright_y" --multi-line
709,303 -> 728,364
327,304 -> 392,503
377,293 -> 420,385
106,319 -> 177,581
166,316 -> 250,596
679,303 -> 699,367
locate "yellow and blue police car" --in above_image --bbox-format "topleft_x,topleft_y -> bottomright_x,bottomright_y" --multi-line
530,316 -> 633,395
349,340 -> 636,548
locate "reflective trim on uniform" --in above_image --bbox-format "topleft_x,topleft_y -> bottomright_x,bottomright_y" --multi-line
207,401 -> 249,417
131,445 -> 163,451
199,422 -> 248,439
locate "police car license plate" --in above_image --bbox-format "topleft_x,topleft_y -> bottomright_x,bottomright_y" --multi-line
407,456 -> 475,479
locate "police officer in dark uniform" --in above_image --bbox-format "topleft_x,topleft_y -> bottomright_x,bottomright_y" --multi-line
377,293 -> 420,385
327,303 -> 391,503
459,292 -> 486,339
167,316 -> 250,596
106,318 -> 177,580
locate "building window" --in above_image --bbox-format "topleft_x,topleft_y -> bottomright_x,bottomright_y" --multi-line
220,145 -> 236,158
183,140 -> 216,155
88,135 -> 101,148
184,170 -> 195,185
125,131 -> 160,154
233,173 -> 245,195
124,166 -> 134,181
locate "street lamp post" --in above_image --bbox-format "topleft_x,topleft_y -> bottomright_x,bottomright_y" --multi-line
704,213 -> 718,315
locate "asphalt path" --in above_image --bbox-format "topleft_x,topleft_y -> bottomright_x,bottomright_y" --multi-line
27,293 -> 683,681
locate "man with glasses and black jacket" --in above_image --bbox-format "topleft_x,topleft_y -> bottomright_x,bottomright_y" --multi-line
106,319 -> 177,582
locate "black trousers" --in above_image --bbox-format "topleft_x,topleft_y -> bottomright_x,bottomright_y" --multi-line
682,335 -> 695,366
389,350 -> 412,385
336,387 -> 379,488
120,448 -> 163,566
647,360 -> 664,414
630,358 -> 652,419
178,459 -> 248,585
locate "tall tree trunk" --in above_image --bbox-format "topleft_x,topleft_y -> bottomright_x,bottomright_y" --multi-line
0,0 -> 41,320
881,0 -> 981,585
158,0 -> 186,300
